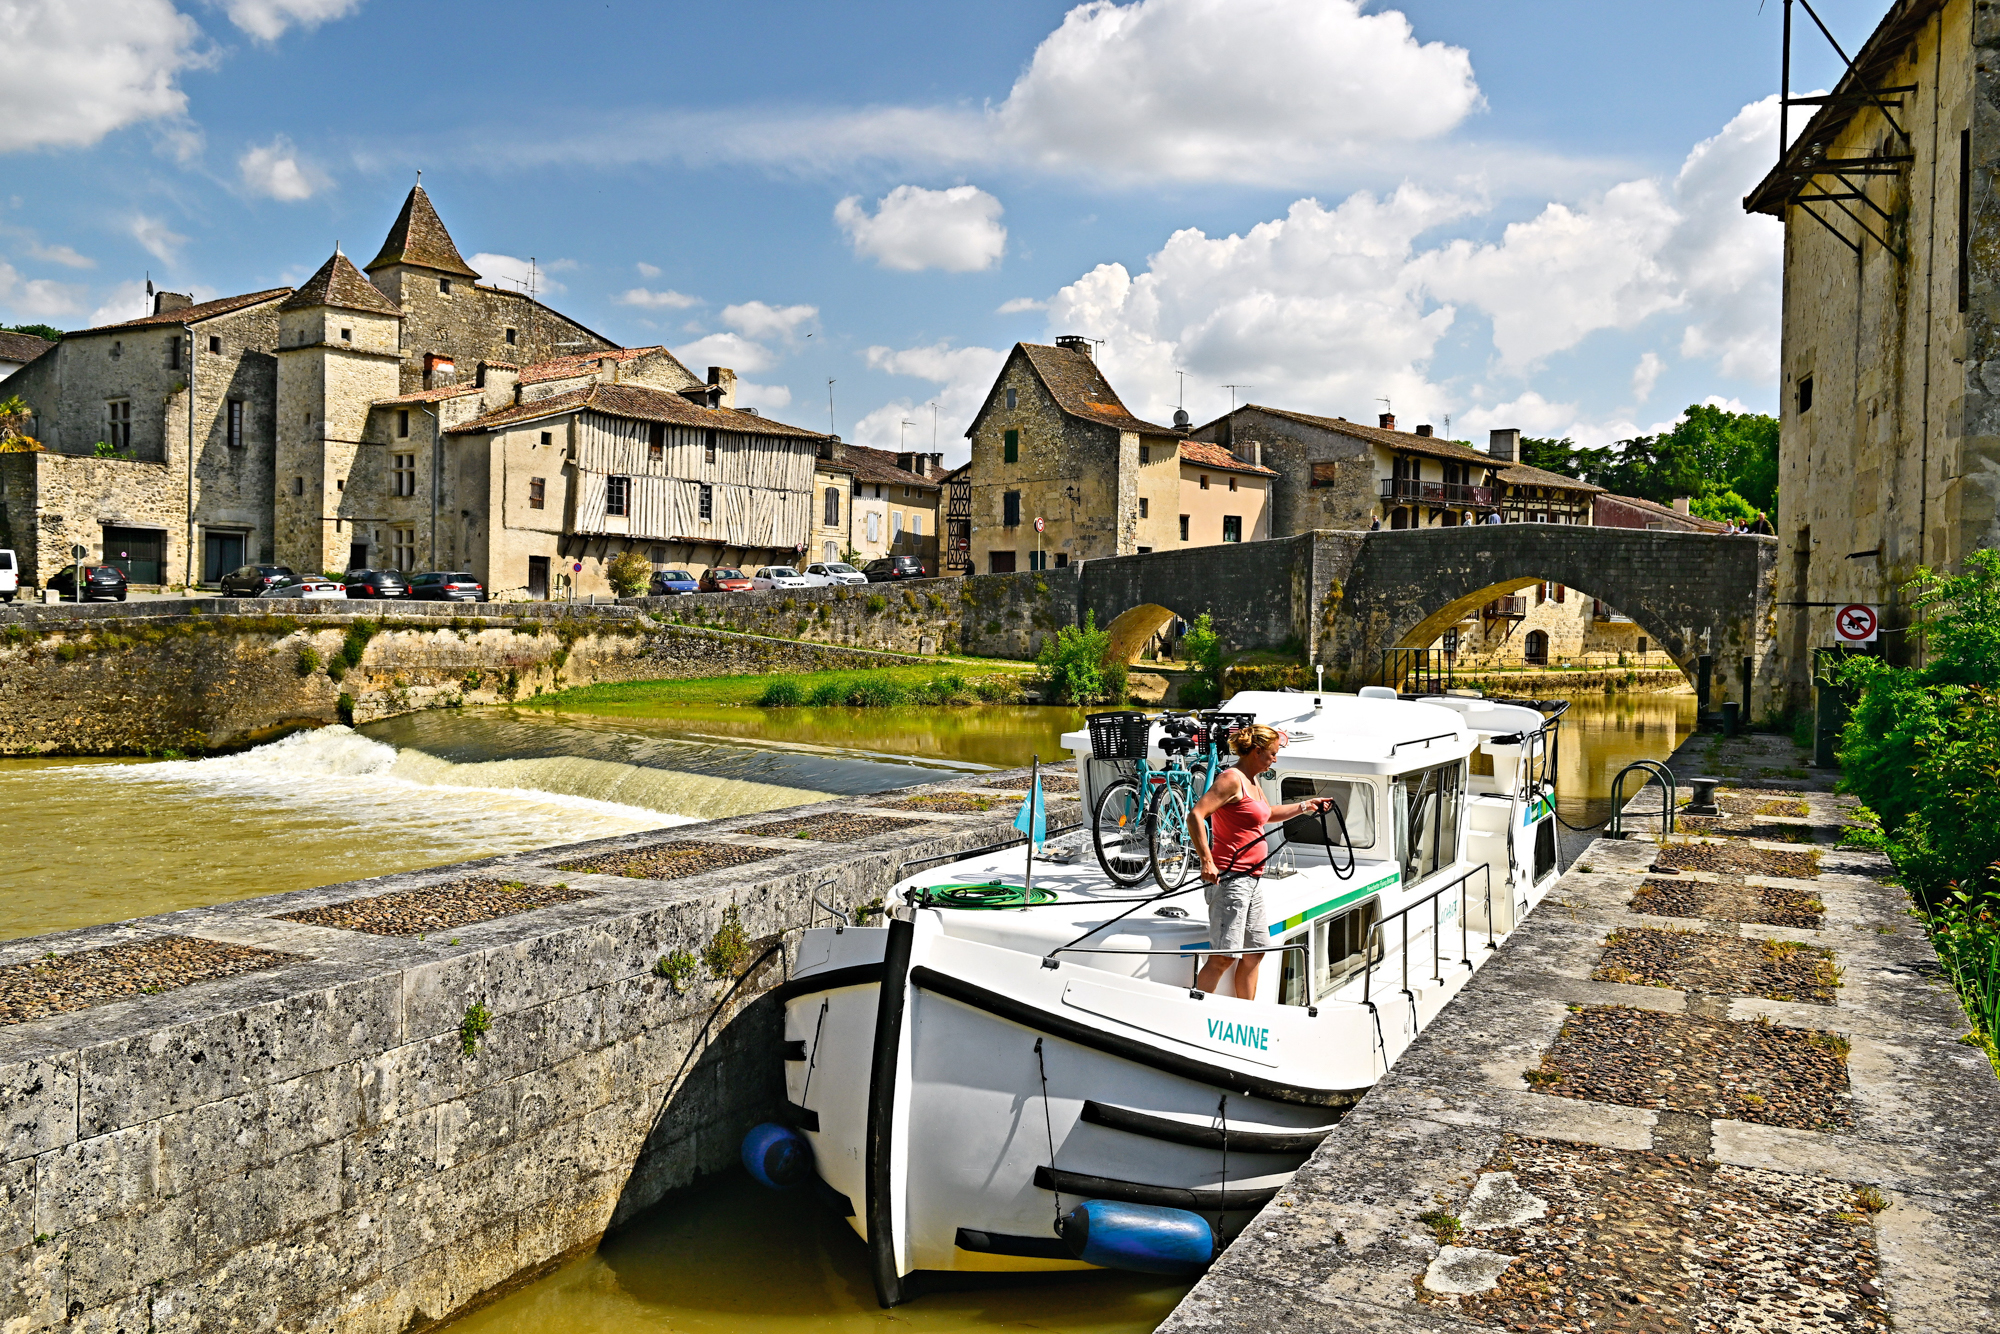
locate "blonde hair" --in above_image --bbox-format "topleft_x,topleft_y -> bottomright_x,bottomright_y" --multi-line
1228,723 -> 1283,757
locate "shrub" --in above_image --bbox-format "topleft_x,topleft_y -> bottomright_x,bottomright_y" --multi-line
606,550 -> 653,598
295,646 -> 321,677
866,593 -> 888,614
338,618 -> 378,669
654,949 -> 699,991
1033,610 -> 1124,704
459,1001 -> 492,1057
759,677 -> 805,707
1180,613 -> 1227,708
849,673 -> 907,707
973,675 -> 1021,704
702,904 -> 751,978
807,677 -> 849,707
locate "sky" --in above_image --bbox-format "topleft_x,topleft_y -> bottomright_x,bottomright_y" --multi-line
0,0 -> 1886,464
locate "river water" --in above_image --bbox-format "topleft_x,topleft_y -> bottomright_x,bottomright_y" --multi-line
0,688 -> 1691,1332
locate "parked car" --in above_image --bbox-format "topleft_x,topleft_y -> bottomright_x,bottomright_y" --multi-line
750,566 -> 814,591
408,571 -> 486,602
342,569 -> 409,600
863,555 -> 926,582
46,564 -> 129,602
698,567 -> 752,593
218,564 -> 298,597
803,561 -> 866,587
257,577 -> 347,600
0,548 -> 16,603
647,569 -> 699,596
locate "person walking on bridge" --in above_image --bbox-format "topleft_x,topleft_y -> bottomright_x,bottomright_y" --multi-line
1187,724 -> 1334,1000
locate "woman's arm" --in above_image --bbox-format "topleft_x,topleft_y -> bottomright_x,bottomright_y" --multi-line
1188,768 -> 1242,883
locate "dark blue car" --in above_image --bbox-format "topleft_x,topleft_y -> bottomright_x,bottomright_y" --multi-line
648,568 -> 699,596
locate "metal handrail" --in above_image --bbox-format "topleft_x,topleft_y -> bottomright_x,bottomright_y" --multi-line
1048,943 -> 1308,958
1390,731 -> 1460,753
1360,862 -> 1494,1008
1606,761 -> 1677,838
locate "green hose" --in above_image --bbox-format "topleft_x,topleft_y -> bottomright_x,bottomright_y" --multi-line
927,881 -> 1060,909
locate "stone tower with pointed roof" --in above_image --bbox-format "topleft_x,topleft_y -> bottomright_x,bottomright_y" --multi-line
274,250 -> 405,571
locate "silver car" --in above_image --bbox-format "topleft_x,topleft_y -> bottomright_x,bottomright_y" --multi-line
803,561 -> 867,587
750,566 -> 814,591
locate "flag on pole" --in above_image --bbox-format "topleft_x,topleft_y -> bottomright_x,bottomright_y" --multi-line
1013,773 -> 1047,844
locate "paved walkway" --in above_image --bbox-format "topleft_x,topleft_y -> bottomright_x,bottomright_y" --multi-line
1162,730 -> 2000,1334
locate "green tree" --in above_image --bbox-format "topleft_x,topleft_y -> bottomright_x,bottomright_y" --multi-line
1034,610 -> 1125,704
1180,613 -> 1227,708
1528,405 -> 1778,518
605,550 -> 653,598
0,323 -> 62,344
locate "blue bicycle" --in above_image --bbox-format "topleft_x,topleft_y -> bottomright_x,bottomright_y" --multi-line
1088,711 -> 1254,890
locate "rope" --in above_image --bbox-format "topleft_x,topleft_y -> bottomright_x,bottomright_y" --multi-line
1215,1094 -> 1230,1240
927,881 -> 1061,909
652,938 -> 788,1134
799,997 -> 829,1108
1035,1038 -> 1062,1230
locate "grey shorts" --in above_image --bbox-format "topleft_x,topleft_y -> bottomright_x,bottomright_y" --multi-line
1204,873 -> 1267,955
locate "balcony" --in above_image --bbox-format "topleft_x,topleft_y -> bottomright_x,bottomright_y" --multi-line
1380,478 -> 1494,507
1484,596 -> 1528,619
1593,599 -> 1634,624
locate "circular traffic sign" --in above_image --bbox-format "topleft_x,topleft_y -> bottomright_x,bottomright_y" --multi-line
572,562 -> 583,573
1034,517 -> 1045,533
1834,603 -> 1878,643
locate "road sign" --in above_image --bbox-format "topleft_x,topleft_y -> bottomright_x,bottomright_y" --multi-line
1834,603 -> 1879,644
70,544 -> 86,560
573,562 -> 583,573
1034,517 -> 1045,533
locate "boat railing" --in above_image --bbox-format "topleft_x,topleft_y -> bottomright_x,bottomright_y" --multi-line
1360,862 -> 1494,1009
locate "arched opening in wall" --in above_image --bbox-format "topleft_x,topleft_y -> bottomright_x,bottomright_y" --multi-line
1523,629 -> 1549,666
1104,603 -> 1182,665
1386,575 -> 1695,691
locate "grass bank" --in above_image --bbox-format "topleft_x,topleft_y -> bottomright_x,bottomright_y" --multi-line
523,661 -> 1037,711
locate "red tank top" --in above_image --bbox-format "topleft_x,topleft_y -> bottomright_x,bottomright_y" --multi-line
1208,776 -> 1272,876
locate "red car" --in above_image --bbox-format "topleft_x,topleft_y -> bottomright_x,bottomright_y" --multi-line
698,567 -> 753,593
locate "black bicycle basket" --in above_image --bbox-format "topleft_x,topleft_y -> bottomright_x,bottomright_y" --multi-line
1087,710 -> 1153,761
1202,712 -> 1258,753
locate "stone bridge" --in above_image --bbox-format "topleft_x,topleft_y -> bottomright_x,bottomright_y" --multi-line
1078,527 -> 1778,707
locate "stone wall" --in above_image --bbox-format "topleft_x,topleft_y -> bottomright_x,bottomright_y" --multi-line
0,764 -> 1083,1332
0,601 -> 953,755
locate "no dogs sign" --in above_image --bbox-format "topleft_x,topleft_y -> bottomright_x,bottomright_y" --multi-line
1834,603 -> 1879,645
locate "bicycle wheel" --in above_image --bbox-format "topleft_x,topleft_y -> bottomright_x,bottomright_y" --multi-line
1091,779 -> 1151,886
1147,782 -> 1196,892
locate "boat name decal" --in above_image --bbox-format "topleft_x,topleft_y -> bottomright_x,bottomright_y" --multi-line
1268,870 -> 1400,937
1206,1018 -> 1271,1052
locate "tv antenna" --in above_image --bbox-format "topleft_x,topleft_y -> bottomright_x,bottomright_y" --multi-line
899,419 -> 915,450
928,401 -> 940,450
1221,384 -> 1251,414
827,380 -> 836,436
1377,397 -> 1393,417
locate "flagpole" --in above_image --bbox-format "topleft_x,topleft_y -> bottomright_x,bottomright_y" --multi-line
1024,755 -> 1038,901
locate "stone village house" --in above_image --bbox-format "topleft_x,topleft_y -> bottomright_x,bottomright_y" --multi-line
816,440 -> 943,572
0,185 -> 833,596
964,338 -> 1274,573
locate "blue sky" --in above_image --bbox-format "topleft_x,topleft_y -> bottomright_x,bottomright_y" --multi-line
2,0 -> 1884,460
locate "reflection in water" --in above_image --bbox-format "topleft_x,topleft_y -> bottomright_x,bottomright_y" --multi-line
1551,691 -> 1699,827
447,1175 -> 1187,1334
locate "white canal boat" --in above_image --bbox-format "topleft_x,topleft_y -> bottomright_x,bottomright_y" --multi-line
746,688 -> 1567,1305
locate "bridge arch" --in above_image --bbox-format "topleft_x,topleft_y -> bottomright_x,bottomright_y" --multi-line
1390,575 -> 1691,682
1103,603 -> 1181,665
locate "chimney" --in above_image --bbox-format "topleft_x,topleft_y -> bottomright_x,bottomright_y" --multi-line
152,290 -> 192,315
1488,428 -> 1520,462
1415,424 -> 1433,437
1673,497 -> 1691,515
707,366 -> 737,410
1253,440 -> 1262,467
1055,335 -> 1093,360
476,361 -> 517,405
1378,412 -> 1396,431
424,352 -> 456,389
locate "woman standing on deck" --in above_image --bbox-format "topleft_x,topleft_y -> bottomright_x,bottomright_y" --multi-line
1187,724 -> 1333,999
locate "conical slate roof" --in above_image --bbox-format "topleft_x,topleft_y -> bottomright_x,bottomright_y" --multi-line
279,251 -> 403,316
365,184 -> 479,278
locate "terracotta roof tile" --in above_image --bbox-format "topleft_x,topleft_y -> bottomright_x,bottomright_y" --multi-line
365,185 -> 479,278
516,345 -> 695,385
837,443 -> 940,490
1597,490 -> 1729,532
0,330 -> 53,364
374,384 -> 483,405
1222,404 -> 1600,490
447,382 -> 828,441
1494,460 -> 1604,493
1178,439 -> 1276,477
1019,343 -> 1177,436
279,252 -> 402,317
71,287 -> 293,335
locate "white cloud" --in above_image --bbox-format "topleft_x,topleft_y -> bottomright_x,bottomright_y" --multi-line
733,381 -> 793,414
994,0 -> 1479,184
0,261 -> 86,321
834,185 -> 1007,272
997,297 -> 1046,314
88,280 -> 152,329
635,261 -> 662,279
676,331 -> 775,375
28,243 -> 94,269
1665,97 -> 1786,382
619,287 -> 701,309
469,253 -> 565,296
0,0 -> 204,153
721,300 -> 817,341
237,136 -> 326,200
129,214 -> 188,265
222,0 -> 365,41
855,341 -> 1008,461
1632,352 -> 1665,403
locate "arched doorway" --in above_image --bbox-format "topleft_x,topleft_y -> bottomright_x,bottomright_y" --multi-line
1523,629 -> 1549,665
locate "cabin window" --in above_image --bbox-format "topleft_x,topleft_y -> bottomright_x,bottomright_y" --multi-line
1311,900 -> 1382,1000
1278,941 -> 1310,1007
606,475 -> 630,517
1277,776 -> 1376,849
1392,761 -> 1464,886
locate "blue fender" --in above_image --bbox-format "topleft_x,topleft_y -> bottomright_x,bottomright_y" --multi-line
1060,1200 -> 1215,1275
740,1122 -> 813,1191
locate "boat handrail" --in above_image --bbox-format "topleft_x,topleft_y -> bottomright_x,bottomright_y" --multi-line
1046,942 -> 1309,958
1359,862 -> 1494,1009
1390,731 -> 1460,753
898,821 -> 1085,873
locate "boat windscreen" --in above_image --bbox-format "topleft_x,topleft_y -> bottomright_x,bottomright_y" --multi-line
1279,777 -> 1375,848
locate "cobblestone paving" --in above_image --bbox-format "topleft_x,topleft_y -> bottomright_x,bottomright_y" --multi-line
1627,876 -> 1825,929
981,773 -> 1080,794
1652,843 -> 1821,878
275,876 -> 595,936
0,935 -> 301,1024
745,812 -> 939,841
877,792 -> 1024,814
553,840 -> 783,880
1448,1137 -> 1889,1334
1594,927 -> 1840,1003
1531,1006 -> 1853,1130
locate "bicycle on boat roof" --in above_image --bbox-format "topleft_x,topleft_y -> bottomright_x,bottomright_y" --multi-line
1088,709 -> 1256,891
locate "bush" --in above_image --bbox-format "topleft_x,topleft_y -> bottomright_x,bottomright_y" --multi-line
1180,613 -> 1227,708
606,551 -> 653,598
849,673 -> 907,707
295,646 -> 321,677
866,593 -> 888,614
758,677 -> 805,707
1033,610 -> 1125,704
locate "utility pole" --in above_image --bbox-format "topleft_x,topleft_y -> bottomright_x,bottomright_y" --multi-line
827,380 -> 836,436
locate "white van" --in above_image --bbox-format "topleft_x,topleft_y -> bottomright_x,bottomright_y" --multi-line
0,549 -> 16,603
